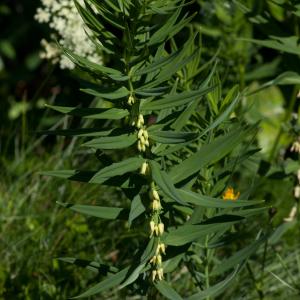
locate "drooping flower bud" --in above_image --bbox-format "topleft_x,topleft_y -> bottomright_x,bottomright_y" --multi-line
140,162 -> 148,175
138,128 -> 144,139
152,189 -> 160,201
152,199 -> 161,211
127,94 -> 135,105
143,130 -> 148,140
150,221 -> 155,234
157,268 -> 164,280
137,140 -> 142,152
158,223 -> 164,235
159,243 -> 166,255
156,254 -> 162,265
152,270 -> 157,281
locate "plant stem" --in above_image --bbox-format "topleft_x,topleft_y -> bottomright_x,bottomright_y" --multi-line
205,235 -> 210,300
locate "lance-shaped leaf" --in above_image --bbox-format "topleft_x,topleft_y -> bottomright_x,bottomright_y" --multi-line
242,36 -> 300,56
57,202 -> 127,220
155,281 -> 182,300
87,0 -> 125,30
149,130 -> 198,144
41,128 -> 113,137
139,47 -> 202,90
133,47 -> 183,76
63,48 -> 128,81
165,217 -> 240,246
90,157 -> 144,184
58,257 -> 118,274
187,265 -> 244,300
83,133 -> 137,149
177,189 -> 263,208
80,86 -> 129,100
141,86 -> 214,111
119,238 -> 156,289
148,7 -> 195,46
128,194 -> 146,226
169,126 -> 253,184
149,160 -> 185,205
41,170 -> 97,182
46,105 -> 129,119
73,266 -> 130,298
211,235 -> 268,276
199,86 -> 240,137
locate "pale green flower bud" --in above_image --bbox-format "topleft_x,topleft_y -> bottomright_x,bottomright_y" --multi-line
140,162 -> 148,175
156,254 -> 162,265
157,268 -> 164,280
152,189 -> 160,201
138,128 -> 144,139
152,270 -> 157,281
127,94 -> 135,105
158,223 -> 164,235
143,129 -> 148,139
152,199 -> 161,211
137,140 -> 142,152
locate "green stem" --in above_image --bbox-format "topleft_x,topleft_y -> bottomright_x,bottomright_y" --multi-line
246,262 -> 264,299
204,235 -> 210,300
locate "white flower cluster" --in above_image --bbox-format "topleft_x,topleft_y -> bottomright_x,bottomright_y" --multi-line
35,0 -> 102,69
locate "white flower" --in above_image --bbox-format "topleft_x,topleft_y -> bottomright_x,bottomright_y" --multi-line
35,0 -> 102,69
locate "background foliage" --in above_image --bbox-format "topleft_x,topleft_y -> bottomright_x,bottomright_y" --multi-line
0,0 -> 299,299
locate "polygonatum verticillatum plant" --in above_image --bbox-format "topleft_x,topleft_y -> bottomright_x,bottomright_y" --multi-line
42,0 -> 270,298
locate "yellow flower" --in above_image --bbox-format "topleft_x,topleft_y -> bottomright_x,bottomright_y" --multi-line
222,187 -> 240,201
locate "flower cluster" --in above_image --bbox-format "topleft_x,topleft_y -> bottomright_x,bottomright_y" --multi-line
140,163 -> 166,281
150,242 -> 166,281
34,0 -> 102,69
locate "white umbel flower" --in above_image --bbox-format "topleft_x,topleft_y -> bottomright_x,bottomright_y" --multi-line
35,0 -> 102,69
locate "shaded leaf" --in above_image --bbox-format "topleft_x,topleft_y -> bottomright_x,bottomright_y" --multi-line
83,133 -> 136,149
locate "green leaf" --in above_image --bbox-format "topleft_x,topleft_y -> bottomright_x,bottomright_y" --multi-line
58,257 -> 118,274
141,86 -> 214,111
46,105 -> 129,119
41,128 -> 113,137
177,189 -> 263,208
211,236 -> 268,276
40,170 -> 96,182
80,86 -> 130,100
269,221 -> 297,245
133,47 -> 182,76
149,160 -> 185,205
119,238 -> 156,289
202,89 -> 240,137
149,131 -> 198,144
169,126 -> 252,184
63,48 -> 128,81
57,202 -> 126,219
187,265 -> 244,300
128,194 -> 146,226
242,36 -> 300,56
155,281 -> 182,300
165,219 -> 239,246
72,267 -> 130,298
90,157 -> 144,184
83,133 -> 136,149
149,8 -> 196,46
247,72 -> 300,96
